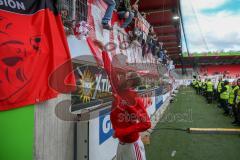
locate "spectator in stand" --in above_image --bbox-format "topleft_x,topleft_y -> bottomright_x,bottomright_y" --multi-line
132,2 -> 139,17
60,4 -> 73,35
157,42 -> 164,62
157,48 -> 164,61
60,5 -> 69,21
116,0 -> 138,29
153,42 -> 160,57
162,50 -> 168,65
141,39 -> 147,57
141,12 -> 147,19
151,34 -> 159,56
146,26 -> 154,54
102,0 -> 116,30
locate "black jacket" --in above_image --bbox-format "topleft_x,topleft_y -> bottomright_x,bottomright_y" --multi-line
116,0 -> 131,12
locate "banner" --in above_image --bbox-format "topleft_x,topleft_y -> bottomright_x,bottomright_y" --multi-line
155,87 -> 163,110
99,109 -> 114,145
89,108 -> 118,160
0,0 -> 75,110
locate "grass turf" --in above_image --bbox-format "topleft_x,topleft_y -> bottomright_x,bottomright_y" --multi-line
145,86 -> 240,160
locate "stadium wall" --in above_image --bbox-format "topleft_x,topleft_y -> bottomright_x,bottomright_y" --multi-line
78,88 -> 174,160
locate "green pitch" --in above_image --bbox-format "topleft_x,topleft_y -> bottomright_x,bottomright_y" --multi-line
183,51 -> 240,57
145,86 -> 240,160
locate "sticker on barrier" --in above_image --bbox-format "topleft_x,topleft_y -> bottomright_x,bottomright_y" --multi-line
99,109 -> 114,145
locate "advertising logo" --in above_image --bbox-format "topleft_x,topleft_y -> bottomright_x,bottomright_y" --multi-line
78,69 -> 95,103
155,95 -> 163,110
155,87 -> 163,110
99,109 -> 113,145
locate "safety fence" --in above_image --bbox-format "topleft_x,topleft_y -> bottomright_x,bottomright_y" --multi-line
58,0 -> 88,21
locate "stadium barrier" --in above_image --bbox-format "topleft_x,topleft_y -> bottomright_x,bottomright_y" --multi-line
76,86 -> 179,160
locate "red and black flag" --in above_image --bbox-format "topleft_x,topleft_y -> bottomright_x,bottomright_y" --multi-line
0,0 -> 75,110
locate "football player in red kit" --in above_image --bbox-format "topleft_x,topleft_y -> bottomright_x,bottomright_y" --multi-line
93,39 -> 151,160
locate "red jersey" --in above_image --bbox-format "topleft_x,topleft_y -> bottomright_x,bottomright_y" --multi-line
102,51 -> 151,143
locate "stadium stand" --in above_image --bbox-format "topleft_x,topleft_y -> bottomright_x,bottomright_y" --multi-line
200,65 -> 240,78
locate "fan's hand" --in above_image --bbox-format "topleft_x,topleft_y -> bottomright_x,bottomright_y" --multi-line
92,39 -> 105,51
132,4 -> 138,11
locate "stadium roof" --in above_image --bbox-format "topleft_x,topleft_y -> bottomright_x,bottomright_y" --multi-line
137,0 -> 240,67
138,0 -> 182,61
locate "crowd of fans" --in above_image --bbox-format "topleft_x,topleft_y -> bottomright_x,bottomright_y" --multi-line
58,0 -> 170,65
101,0 -> 170,63
192,77 -> 240,126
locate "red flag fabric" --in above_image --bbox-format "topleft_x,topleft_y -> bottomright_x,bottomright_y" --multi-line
0,0 -> 75,110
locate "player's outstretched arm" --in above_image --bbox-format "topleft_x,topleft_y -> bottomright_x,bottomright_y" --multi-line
92,39 -> 120,93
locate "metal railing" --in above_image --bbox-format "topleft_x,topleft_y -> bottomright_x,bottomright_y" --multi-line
58,0 -> 88,26
75,0 -> 88,22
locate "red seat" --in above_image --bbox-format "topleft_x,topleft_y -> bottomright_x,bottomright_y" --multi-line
200,65 -> 240,78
